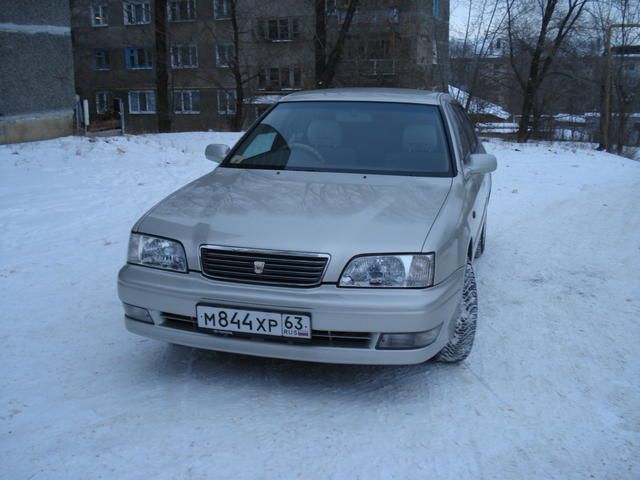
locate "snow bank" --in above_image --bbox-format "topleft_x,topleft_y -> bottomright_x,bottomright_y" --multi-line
1,133 -> 639,479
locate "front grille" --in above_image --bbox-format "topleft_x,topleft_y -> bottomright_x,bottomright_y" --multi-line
160,313 -> 372,349
200,246 -> 329,287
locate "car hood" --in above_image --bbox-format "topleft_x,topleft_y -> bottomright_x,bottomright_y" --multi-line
137,167 -> 452,282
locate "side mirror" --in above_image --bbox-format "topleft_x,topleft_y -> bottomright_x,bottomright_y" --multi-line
205,143 -> 230,162
466,153 -> 497,175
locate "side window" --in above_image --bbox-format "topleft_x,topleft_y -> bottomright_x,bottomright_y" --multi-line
447,103 -> 471,161
451,103 -> 478,163
457,105 -> 479,153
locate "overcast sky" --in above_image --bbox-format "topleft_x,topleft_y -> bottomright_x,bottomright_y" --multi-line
449,0 -> 471,39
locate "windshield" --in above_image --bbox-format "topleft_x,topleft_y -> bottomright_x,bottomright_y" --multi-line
222,101 -> 453,176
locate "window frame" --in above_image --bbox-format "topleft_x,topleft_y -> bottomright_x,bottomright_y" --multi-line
91,4 -> 109,27
125,47 -> 153,69
256,65 -> 302,91
216,43 -> 234,68
217,89 -> 237,115
128,90 -> 156,114
258,17 -> 301,42
213,0 -> 231,20
168,0 -> 196,22
95,91 -> 110,114
123,1 -> 151,25
173,89 -> 201,114
94,49 -> 111,71
170,44 -> 198,69
325,0 -> 337,16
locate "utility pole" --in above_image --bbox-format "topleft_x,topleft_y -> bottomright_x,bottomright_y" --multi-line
602,23 -> 640,152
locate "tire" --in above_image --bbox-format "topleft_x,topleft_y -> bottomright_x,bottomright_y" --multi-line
435,261 -> 478,363
475,222 -> 486,258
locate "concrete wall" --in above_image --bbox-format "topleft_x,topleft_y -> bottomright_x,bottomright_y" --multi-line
0,0 -> 76,144
0,110 -> 74,144
0,0 -> 73,26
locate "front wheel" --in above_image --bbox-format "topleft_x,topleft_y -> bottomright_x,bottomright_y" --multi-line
434,262 -> 478,363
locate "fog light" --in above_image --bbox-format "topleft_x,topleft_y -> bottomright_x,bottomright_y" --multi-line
377,325 -> 442,350
123,304 -> 153,324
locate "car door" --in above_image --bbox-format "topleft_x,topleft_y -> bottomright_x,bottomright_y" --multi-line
447,101 -> 491,254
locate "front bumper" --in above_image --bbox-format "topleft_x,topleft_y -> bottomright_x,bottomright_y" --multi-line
118,265 -> 464,365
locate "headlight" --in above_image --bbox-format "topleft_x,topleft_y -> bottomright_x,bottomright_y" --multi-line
339,254 -> 434,288
127,233 -> 188,273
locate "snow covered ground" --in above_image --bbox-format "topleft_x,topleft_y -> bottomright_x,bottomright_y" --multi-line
1,133 -> 639,479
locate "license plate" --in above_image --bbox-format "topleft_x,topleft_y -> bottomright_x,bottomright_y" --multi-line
196,305 -> 311,339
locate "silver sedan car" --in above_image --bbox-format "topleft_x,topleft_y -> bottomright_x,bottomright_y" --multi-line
118,88 -> 497,365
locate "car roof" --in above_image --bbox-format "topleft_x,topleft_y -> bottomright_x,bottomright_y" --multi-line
279,88 -> 447,106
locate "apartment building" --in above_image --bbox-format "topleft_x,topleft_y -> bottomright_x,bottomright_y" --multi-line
70,0 -> 449,133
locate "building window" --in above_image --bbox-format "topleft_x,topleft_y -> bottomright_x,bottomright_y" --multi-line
129,90 -> 156,114
173,90 -> 201,113
216,43 -> 234,67
123,1 -> 151,25
218,89 -> 236,115
214,0 -> 231,19
171,45 -> 198,68
360,59 -> 396,76
168,0 -> 196,21
257,66 -> 302,90
91,5 -> 109,26
325,0 -> 337,16
258,17 -> 300,41
94,49 -> 110,70
353,35 -> 396,60
96,91 -> 110,114
433,0 -> 439,19
125,47 -> 153,69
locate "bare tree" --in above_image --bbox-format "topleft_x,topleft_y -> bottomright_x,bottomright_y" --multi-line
154,0 -> 171,132
506,0 -> 589,142
314,0 -> 360,88
610,2 -> 640,153
586,0 -> 640,151
588,0 -> 618,149
454,0 -> 507,112
199,1 -> 275,130
229,0 -> 246,130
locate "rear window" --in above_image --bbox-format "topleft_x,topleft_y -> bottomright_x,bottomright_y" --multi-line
222,101 -> 453,176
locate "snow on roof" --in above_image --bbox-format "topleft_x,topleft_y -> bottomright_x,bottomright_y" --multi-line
448,85 -> 510,120
554,113 -> 587,124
